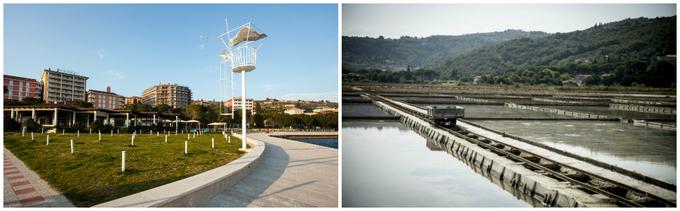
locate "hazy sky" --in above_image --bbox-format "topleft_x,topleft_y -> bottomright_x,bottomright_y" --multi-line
5,4 -> 338,102
343,4 -> 676,38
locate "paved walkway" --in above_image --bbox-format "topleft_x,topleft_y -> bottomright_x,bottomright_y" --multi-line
199,132 -> 338,207
4,148 -> 74,207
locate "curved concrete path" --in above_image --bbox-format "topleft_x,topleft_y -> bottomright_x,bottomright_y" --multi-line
199,132 -> 338,207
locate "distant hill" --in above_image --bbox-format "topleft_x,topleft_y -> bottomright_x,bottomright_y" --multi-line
342,30 -> 548,71
433,16 -> 676,87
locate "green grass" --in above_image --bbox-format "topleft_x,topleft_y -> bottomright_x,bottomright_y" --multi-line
4,131 -> 245,207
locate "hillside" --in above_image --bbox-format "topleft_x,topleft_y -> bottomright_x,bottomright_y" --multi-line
342,30 -> 548,71
434,16 -> 676,87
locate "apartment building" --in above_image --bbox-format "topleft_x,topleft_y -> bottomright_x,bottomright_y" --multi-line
142,83 -> 192,108
41,68 -> 88,103
125,96 -> 143,105
87,86 -> 125,110
227,97 -> 255,111
4,74 -> 42,101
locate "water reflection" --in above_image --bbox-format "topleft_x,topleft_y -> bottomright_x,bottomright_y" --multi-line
342,120 -> 530,207
343,103 -> 393,117
473,120 -> 677,184
543,106 -> 676,120
427,105 -> 566,119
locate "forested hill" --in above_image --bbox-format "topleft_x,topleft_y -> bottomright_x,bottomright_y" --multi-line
433,16 -> 676,87
342,30 -> 548,71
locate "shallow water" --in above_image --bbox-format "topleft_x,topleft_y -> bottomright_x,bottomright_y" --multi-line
342,120 -> 530,207
342,103 -> 391,117
287,138 -> 337,148
542,106 -> 676,120
427,104 -> 566,119
473,120 -> 677,184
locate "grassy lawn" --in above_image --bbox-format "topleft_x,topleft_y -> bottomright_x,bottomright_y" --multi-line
4,131 -> 245,207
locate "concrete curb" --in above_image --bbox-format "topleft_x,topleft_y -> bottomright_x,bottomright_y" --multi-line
93,135 -> 265,207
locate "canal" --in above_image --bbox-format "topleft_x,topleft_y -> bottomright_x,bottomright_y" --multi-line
471,120 -> 677,184
342,119 -> 532,207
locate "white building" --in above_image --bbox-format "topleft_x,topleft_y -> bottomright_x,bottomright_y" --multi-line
227,97 -> 255,114
313,106 -> 338,114
284,107 -> 304,115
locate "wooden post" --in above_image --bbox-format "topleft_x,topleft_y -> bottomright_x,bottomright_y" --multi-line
89,128 -> 92,134
165,134 -> 168,143
98,130 -> 101,141
111,130 -> 113,136
211,138 -> 215,149
62,129 -> 65,135
131,134 -> 135,146
121,151 -> 126,172
22,127 -> 25,137
77,130 -> 80,137
31,132 -> 34,141
157,132 -> 159,137
184,141 -> 188,154
228,135 -> 231,143
70,139 -> 74,154
46,135 -> 50,146
187,134 -> 190,141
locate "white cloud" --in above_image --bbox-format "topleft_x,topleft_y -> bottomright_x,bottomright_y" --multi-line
97,49 -> 106,60
280,91 -> 338,102
106,69 -> 125,80
199,44 -> 205,50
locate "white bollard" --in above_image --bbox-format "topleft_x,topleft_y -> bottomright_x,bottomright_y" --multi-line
89,128 -> 92,134
187,134 -> 190,140
193,133 -> 196,138
157,132 -> 159,137
121,151 -> 126,172
70,139 -> 74,154
98,131 -> 101,141
228,135 -> 231,143
31,132 -> 34,141
111,130 -> 113,136
77,130 -> 80,137
62,129 -> 65,135
184,141 -> 188,154
165,134 -> 168,143
131,135 -> 135,146
211,138 -> 215,149
22,127 -> 26,137
46,135 -> 50,146
117,129 -> 120,134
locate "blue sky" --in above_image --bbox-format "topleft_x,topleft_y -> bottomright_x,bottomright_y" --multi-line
344,4 -> 676,38
5,4 -> 338,102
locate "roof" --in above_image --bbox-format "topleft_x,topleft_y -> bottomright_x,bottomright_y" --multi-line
88,89 -> 123,97
5,104 -> 121,113
4,74 -> 39,82
43,68 -> 89,79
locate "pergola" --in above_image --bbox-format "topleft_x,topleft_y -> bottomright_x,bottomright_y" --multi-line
207,122 -> 227,132
171,119 -> 201,132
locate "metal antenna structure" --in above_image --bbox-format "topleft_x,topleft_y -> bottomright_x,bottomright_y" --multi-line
206,18 -> 267,150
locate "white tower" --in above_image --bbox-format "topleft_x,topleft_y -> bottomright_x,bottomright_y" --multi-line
214,18 -> 267,150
